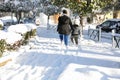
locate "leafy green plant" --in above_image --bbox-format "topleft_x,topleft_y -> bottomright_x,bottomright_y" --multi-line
30,29 -> 36,37
24,32 -> 30,40
0,39 -> 6,57
6,40 -> 22,51
22,31 -> 31,45
0,24 -> 3,30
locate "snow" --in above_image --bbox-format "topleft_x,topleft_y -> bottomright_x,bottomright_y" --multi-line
0,20 -> 4,26
8,24 -> 30,34
0,23 -> 37,44
8,23 -> 37,34
0,30 -> 22,44
0,30 -> 7,39
5,32 -> 22,44
0,24 -> 120,80
0,16 -> 17,23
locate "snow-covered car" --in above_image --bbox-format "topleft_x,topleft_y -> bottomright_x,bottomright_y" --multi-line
20,17 -> 34,24
96,19 -> 120,33
0,16 -> 18,29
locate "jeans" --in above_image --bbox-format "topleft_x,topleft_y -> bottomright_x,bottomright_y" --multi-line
59,34 -> 69,46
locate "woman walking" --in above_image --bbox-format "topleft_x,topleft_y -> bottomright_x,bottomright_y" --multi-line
57,9 -> 72,48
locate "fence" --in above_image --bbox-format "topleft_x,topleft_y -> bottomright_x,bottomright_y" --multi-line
88,27 -> 120,48
112,30 -> 120,48
88,27 -> 101,41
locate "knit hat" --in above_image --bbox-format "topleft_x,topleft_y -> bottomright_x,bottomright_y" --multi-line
62,9 -> 67,14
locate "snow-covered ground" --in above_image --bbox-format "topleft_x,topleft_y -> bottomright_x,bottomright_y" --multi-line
0,24 -> 120,80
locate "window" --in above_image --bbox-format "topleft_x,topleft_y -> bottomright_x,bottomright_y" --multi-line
102,21 -> 110,27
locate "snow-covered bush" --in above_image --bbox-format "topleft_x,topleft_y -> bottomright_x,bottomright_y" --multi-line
0,24 -> 3,30
30,29 -> 36,37
22,24 -> 37,45
8,23 -> 37,35
8,24 -> 28,34
0,30 -> 22,53
8,23 -> 37,45
0,20 -> 4,30
0,39 -> 6,57
25,23 -> 37,37
5,32 -> 22,50
0,23 -> 37,53
8,24 -> 30,45
0,31 -> 6,57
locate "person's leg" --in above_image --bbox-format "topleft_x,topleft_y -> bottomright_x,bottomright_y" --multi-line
70,36 -> 74,44
59,34 -> 63,43
64,34 -> 69,46
74,36 -> 78,45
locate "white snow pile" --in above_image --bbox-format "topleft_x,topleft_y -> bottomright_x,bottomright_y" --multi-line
0,23 -> 37,44
8,23 -> 37,34
0,30 -> 7,40
0,30 -> 22,44
0,20 -> 4,26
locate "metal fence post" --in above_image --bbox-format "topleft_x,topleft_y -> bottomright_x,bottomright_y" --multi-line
112,29 -> 115,48
88,26 -> 90,37
98,27 -> 101,42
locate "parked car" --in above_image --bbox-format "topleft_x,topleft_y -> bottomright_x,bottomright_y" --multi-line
0,16 -> 18,30
96,19 -> 120,33
20,17 -> 34,24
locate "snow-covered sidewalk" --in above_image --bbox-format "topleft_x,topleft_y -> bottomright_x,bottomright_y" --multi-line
0,25 -> 120,80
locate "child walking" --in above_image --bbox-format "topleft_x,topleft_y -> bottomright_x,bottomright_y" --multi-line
71,19 -> 80,46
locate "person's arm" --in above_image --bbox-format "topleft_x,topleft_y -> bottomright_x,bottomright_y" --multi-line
69,18 -> 73,30
57,17 -> 60,32
69,18 -> 72,27
78,26 -> 81,35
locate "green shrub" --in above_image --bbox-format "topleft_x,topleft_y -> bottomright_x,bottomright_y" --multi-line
30,29 -> 36,37
6,40 -> 22,51
0,39 -> 6,57
0,24 -> 3,30
22,31 -> 31,45
24,32 -> 31,40
6,44 -> 14,51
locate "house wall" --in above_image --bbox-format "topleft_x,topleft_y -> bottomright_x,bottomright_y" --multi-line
114,11 -> 120,18
49,8 -> 71,25
50,13 -> 60,24
117,11 -> 120,18
95,11 -> 113,24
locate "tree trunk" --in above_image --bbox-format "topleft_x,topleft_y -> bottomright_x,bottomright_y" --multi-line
79,15 -> 83,39
18,12 -> 22,23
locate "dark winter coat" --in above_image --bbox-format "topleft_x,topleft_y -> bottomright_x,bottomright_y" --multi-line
71,24 -> 80,36
57,15 -> 72,35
